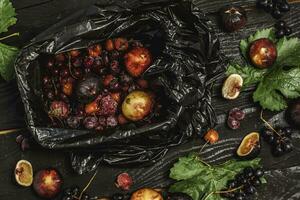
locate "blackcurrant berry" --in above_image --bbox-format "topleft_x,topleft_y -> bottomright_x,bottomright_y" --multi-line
275,20 -> 286,29
276,29 -> 286,38
255,168 -> 264,178
272,9 -> 282,19
278,2 -> 290,12
285,27 -> 292,35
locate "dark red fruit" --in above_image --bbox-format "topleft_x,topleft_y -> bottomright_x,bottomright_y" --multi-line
114,38 -> 129,51
52,68 -> 60,76
88,44 -> 102,57
48,101 -> 69,119
72,58 -> 82,67
106,115 -> 118,127
46,90 -> 55,100
33,169 -> 63,199
137,79 -> 149,89
76,75 -> 102,103
220,5 -> 247,32
110,60 -> 120,73
60,68 -> 70,77
204,129 -> 219,144
103,74 -> 116,87
229,108 -> 245,121
118,114 -> 128,125
99,95 -> 118,116
115,172 -> 133,191
110,92 -> 121,103
61,77 -> 74,96
55,54 -> 65,62
83,116 -> 98,129
46,59 -> 55,70
249,38 -> 277,68
43,76 -> 51,86
67,116 -> 81,129
105,39 -> 115,51
84,56 -> 95,68
70,50 -> 80,57
124,47 -> 152,77
227,116 -> 240,130
73,67 -> 83,79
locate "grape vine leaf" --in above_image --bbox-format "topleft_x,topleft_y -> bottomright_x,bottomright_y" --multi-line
0,0 -> 17,34
0,0 -> 19,81
226,64 -> 267,86
227,28 -> 300,111
169,154 -> 264,200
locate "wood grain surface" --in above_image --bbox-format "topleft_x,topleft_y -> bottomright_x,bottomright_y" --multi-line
0,0 -> 300,199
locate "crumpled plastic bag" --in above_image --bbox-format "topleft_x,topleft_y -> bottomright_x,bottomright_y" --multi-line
15,0 -> 225,174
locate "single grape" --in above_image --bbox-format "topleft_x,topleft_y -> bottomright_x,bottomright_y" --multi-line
81,193 -> 90,200
46,59 -> 55,70
106,116 -> 118,127
84,56 -> 95,68
83,116 -> 99,129
272,9 -> 282,19
275,20 -> 286,29
251,178 -> 262,186
43,76 -> 51,85
243,167 -> 254,178
254,168 -> 264,178
257,0 -> 268,8
52,68 -> 60,76
110,50 -> 120,60
64,187 -> 72,196
278,2 -> 290,12
74,68 -> 83,79
67,116 -> 81,129
282,141 -> 293,153
46,90 -> 55,100
72,58 -> 82,68
275,29 -> 286,38
265,2 -> 274,12
227,116 -> 240,130
112,193 -> 124,200
110,60 -> 120,74
266,134 -> 276,144
282,127 -> 293,137
62,195 -> 73,200
60,68 -> 70,77
273,144 -> 284,156
245,185 -> 257,195
227,180 -> 237,189
285,27 -> 292,35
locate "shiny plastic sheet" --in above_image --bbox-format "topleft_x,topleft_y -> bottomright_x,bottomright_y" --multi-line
15,0 -> 225,173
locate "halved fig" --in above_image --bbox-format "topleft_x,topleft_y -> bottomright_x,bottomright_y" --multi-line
222,74 -> 243,100
237,132 -> 261,159
15,160 -> 33,187
130,188 -> 163,200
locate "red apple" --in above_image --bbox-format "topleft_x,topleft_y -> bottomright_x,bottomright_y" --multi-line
33,169 -> 63,199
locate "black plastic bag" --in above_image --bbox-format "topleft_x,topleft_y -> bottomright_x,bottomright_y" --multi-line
15,0 -> 225,173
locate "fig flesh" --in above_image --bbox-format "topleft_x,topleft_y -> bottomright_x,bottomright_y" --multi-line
237,132 -> 261,159
130,188 -> 163,200
222,74 -> 243,100
15,160 -> 33,187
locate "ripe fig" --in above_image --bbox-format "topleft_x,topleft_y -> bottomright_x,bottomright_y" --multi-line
76,74 -> 102,103
219,5 -> 247,32
115,172 -> 133,191
222,74 -> 243,100
122,91 -> 154,121
114,37 -> 129,51
15,160 -> 33,187
124,47 -> 152,77
249,38 -> 277,68
237,132 -> 261,159
33,169 -> 63,199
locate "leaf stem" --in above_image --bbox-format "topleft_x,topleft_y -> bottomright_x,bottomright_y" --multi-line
78,170 -> 98,200
202,186 -> 243,200
260,110 -> 282,139
0,32 -> 19,42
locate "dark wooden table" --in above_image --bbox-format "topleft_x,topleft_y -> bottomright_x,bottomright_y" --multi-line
1,0 -> 300,199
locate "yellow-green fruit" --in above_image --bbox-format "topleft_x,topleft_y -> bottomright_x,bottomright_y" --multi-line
122,91 -> 154,121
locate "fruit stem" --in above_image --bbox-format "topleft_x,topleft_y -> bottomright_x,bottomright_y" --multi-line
0,32 -> 19,42
202,186 -> 243,200
78,170 -> 98,200
260,110 -> 282,139
68,55 -> 77,79
196,156 -> 211,167
199,141 -> 209,154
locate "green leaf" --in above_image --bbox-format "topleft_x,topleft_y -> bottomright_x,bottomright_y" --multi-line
0,42 -> 19,81
226,64 -> 267,86
253,66 -> 300,111
240,28 -> 276,59
276,37 -> 300,67
169,154 -> 263,200
0,0 -> 17,33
